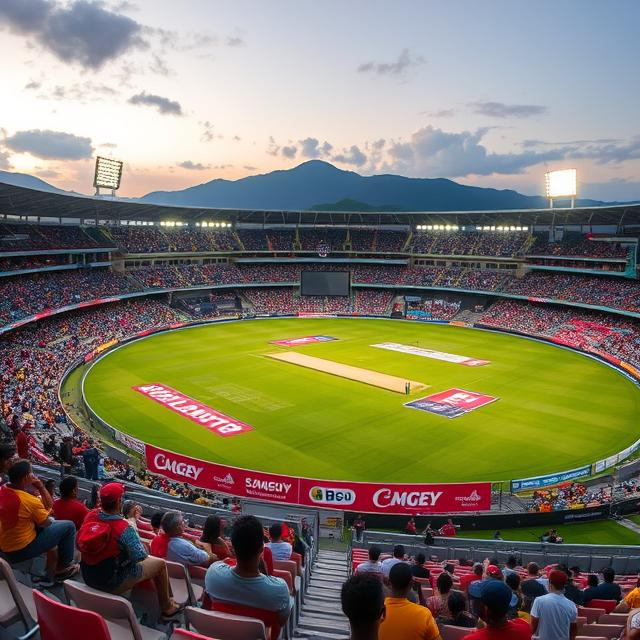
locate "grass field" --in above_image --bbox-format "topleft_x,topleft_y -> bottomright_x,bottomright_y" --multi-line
455,520 -> 640,546
79,318 -> 640,483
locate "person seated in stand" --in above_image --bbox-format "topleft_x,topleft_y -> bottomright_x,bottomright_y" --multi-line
204,515 -> 293,625
438,590 -> 477,628
355,546 -> 383,577
521,562 -> 548,612
151,510 -> 216,567
341,574 -> 386,640
150,510 -> 166,535
122,500 -> 143,531
0,442 -> 17,484
582,574 -> 599,602
503,556 -> 519,578
200,514 -> 233,560
44,480 -> 57,498
0,459 -> 78,582
466,581 -> 531,640
52,476 -> 88,530
379,562 -> 441,640
381,545 -> 406,581
78,483 -> 182,620
266,522 -> 292,561
530,570 -> 577,640
427,572 -> 455,619
411,553 -> 430,580
585,567 -> 622,604
556,564 -> 583,606
461,562 -> 484,593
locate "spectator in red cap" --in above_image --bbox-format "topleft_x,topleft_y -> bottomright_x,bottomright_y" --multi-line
530,570 -> 577,640
78,482 -> 182,619
466,580 -> 531,639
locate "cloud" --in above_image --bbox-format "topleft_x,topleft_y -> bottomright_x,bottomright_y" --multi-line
178,160 -> 210,170
35,168 -> 60,178
421,108 -> 455,118
357,48 -> 425,77
298,137 -> 333,158
521,135 -> 640,165
581,178 -> 640,202
149,52 -> 171,76
4,128 -> 93,160
333,145 -> 367,166
98,142 -> 118,148
128,91 -> 183,115
281,145 -> 297,159
0,0 -> 148,70
226,36 -> 243,47
243,165 -> 257,171
42,81 -> 119,102
0,149 -> 10,170
232,135 -> 241,142
385,125 -> 564,177
471,101 -> 548,118
266,136 -> 280,156
24,79 -> 41,90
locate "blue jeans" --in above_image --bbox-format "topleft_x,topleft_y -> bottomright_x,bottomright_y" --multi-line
6,520 -> 76,569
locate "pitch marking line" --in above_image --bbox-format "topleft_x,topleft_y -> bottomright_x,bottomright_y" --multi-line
266,351 -> 429,394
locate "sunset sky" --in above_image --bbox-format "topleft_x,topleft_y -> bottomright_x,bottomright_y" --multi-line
1,0 -> 639,200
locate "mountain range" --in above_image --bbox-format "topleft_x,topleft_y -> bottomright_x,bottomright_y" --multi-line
0,161 -> 624,211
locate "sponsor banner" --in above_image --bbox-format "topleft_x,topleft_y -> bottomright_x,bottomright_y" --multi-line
114,430 -> 146,455
296,313 -> 337,318
423,388 -> 498,411
371,342 -> 490,367
404,398 -> 467,419
271,335 -> 338,347
145,444 -> 491,514
133,383 -> 254,438
510,465 -> 592,492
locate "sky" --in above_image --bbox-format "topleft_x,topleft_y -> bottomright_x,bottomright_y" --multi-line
0,0 -> 639,200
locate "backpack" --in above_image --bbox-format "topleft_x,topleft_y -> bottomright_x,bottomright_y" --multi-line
77,510 -> 128,566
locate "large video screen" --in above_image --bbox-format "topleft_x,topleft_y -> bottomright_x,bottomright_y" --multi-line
301,271 -> 350,296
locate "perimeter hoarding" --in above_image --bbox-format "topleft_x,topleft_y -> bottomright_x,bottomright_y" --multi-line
145,444 -> 491,515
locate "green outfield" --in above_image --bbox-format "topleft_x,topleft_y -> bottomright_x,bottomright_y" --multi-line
79,318 -> 640,483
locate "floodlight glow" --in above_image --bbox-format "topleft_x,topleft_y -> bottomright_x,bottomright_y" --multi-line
93,156 -> 123,191
545,169 -> 577,199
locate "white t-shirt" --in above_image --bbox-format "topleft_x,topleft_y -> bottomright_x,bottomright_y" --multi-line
355,560 -> 383,575
266,541 -> 292,561
381,557 -> 406,578
531,592 -> 577,640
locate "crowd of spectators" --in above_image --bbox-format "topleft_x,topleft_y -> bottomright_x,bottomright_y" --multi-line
107,226 -> 240,253
0,255 -> 70,273
503,271 -> 640,312
529,236 -> 629,259
529,483 -> 612,512
408,298 -> 461,320
347,549 -> 640,640
0,268 -> 140,326
479,299 -> 640,368
410,231 -> 530,257
0,223 -> 109,251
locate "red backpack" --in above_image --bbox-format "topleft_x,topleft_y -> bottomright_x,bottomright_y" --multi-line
77,510 -> 129,566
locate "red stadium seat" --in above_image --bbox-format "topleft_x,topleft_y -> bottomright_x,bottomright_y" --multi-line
33,590 -> 110,640
587,600 -> 617,614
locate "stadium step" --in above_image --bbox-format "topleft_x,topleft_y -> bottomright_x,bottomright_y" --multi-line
297,550 -> 350,639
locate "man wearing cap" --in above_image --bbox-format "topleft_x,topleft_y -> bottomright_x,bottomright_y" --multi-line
530,570 -> 577,640
379,562 -> 441,640
78,482 -> 182,619
466,580 -> 531,639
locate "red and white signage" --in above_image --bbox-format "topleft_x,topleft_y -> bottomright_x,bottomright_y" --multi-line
422,388 -> 498,411
145,444 -> 491,514
133,384 -> 254,438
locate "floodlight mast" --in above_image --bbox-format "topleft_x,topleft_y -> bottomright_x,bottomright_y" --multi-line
545,168 -> 577,209
93,156 -> 124,197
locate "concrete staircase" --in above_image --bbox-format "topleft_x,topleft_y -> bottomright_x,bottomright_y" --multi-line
295,550 -> 350,639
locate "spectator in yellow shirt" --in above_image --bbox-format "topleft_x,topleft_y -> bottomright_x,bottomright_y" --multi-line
615,579 -> 640,612
0,459 -> 77,581
379,562 -> 442,640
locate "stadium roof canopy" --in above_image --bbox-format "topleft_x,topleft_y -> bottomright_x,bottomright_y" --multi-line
1,181 -> 639,227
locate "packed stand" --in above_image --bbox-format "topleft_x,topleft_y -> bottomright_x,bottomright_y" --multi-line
0,223 -> 109,251
299,228 -> 346,251
529,483 -> 612,512
529,236 -> 629,259
503,272 -> 640,312
0,255 -> 70,273
0,269 -> 140,326
478,300 -> 640,368
108,226 -> 241,253
411,231 -> 530,257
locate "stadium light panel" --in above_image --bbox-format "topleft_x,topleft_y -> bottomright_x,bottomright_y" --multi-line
93,156 -> 123,191
545,168 -> 577,199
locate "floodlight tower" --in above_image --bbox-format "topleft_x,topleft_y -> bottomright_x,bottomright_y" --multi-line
545,168 -> 577,209
93,156 -> 124,197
